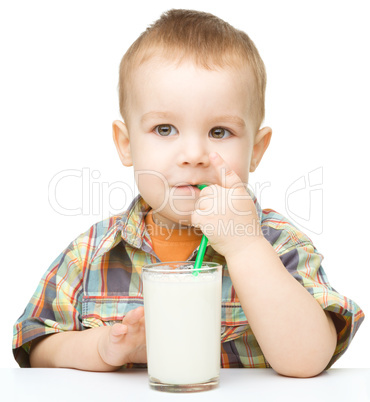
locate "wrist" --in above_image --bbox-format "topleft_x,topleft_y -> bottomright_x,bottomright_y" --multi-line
224,235 -> 270,266
223,234 -> 267,260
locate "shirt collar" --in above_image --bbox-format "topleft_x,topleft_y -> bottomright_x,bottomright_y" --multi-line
91,195 -> 151,262
91,188 -> 262,262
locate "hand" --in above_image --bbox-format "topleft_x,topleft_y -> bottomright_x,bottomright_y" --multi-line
191,152 -> 263,258
98,306 -> 147,367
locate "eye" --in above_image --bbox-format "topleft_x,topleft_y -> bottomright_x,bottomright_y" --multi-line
154,124 -> 178,136
209,127 -> 232,139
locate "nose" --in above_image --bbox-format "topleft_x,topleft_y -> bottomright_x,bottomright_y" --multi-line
176,135 -> 210,167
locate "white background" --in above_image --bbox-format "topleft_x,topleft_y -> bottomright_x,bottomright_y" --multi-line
1,0 -> 369,368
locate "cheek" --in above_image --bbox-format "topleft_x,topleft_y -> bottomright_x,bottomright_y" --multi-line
225,152 -> 251,184
234,162 -> 250,183
130,137 -> 168,168
134,169 -> 169,206
217,136 -> 253,181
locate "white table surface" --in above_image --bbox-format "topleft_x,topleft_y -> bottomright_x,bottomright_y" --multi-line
1,368 -> 369,402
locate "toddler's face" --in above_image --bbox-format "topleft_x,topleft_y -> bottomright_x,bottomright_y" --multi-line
115,58 -> 267,228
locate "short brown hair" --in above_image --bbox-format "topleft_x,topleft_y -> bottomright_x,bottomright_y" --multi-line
119,9 -> 266,129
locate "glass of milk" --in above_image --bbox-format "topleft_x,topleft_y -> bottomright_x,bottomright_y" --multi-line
142,261 -> 222,392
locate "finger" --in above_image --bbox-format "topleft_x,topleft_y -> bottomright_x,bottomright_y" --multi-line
191,210 -> 202,228
110,323 -> 128,341
122,307 -> 144,326
197,185 -> 215,199
209,152 -> 243,188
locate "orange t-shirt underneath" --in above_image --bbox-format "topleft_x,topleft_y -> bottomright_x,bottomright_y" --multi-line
145,210 -> 202,262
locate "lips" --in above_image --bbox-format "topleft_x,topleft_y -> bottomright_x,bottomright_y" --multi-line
173,182 -> 208,188
173,184 -> 199,189
172,184 -> 201,194
174,184 -> 198,188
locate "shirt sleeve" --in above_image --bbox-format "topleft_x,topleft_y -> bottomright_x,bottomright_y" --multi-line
12,240 -> 84,367
278,240 -> 365,369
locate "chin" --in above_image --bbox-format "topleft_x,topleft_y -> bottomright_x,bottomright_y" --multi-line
170,214 -> 193,227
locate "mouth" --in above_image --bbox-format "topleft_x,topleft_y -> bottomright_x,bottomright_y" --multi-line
173,182 -> 209,188
173,184 -> 199,189
172,184 -> 203,194
175,184 -> 198,187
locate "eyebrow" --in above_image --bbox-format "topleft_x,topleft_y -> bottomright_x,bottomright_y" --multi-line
212,115 -> 246,128
141,111 -> 175,124
141,111 -> 246,128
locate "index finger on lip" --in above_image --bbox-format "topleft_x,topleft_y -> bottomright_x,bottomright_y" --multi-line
209,152 -> 242,188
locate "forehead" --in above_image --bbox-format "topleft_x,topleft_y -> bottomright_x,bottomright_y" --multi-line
127,57 -> 257,119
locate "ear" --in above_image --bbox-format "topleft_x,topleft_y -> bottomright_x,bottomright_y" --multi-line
112,120 -> 133,167
250,126 -> 272,172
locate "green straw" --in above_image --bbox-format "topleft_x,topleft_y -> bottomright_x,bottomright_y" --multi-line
193,184 -> 208,275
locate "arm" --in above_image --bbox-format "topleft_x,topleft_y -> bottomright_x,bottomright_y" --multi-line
30,307 -> 146,371
192,153 -> 336,378
225,238 -> 337,377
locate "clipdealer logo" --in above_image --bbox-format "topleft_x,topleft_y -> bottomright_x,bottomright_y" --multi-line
48,167 -> 323,235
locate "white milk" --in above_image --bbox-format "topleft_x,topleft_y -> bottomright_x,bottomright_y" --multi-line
143,269 -> 222,385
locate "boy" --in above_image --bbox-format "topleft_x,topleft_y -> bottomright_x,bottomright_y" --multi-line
13,9 -> 364,377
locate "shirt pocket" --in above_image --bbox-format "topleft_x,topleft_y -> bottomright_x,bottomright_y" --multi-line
81,295 -> 144,328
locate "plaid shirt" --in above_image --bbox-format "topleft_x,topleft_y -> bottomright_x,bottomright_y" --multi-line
13,194 -> 364,368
